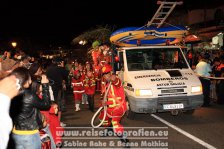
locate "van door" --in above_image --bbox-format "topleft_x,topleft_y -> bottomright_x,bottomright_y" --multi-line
116,51 -> 124,82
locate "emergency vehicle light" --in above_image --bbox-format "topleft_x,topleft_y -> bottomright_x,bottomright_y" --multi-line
135,89 -> 153,96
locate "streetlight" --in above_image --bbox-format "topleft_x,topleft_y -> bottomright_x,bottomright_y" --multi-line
11,42 -> 17,48
79,40 -> 87,45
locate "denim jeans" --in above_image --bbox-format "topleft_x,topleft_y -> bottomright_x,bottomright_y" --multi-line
82,93 -> 88,103
12,132 -> 41,149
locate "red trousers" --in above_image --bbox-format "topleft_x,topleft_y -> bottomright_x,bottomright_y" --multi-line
99,105 -> 126,134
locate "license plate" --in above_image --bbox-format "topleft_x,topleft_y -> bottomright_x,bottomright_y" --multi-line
163,103 -> 184,110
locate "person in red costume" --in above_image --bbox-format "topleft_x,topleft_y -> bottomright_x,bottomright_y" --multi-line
98,64 -> 129,145
72,70 -> 84,111
93,65 -> 101,92
83,70 -> 96,112
48,102 -> 64,148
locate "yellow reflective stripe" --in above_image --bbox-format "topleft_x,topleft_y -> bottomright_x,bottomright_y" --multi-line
108,97 -> 121,107
99,120 -> 109,125
108,98 -> 115,102
108,98 -> 116,107
111,85 -> 115,96
12,127 -> 39,135
108,104 -> 116,108
109,103 -> 116,108
112,121 -> 118,128
112,121 -> 117,125
99,120 -> 108,122
109,104 -> 120,108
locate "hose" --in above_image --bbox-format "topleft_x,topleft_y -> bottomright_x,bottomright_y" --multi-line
91,82 -> 112,128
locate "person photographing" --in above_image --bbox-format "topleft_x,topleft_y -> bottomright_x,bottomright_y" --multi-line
11,67 -> 51,149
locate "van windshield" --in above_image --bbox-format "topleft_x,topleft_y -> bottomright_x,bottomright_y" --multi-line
126,48 -> 188,71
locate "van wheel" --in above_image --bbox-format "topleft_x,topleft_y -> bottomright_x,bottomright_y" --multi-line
125,101 -> 135,120
185,109 -> 195,114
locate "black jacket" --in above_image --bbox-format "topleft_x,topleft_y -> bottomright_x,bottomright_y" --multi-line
46,64 -> 68,89
13,83 -> 51,130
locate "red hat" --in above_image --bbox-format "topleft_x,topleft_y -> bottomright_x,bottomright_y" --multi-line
101,64 -> 112,74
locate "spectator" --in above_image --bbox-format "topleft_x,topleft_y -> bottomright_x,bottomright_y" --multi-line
216,55 -> 224,104
1,51 -> 19,72
46,58 -> 68,126
19,55 -> 32,69
58,59 -> 68,112
195,53 -> 212,107
29,62 -> 56,149
0,75 -> 20,149
48,102 -> 64,147
11,67 -> 51,149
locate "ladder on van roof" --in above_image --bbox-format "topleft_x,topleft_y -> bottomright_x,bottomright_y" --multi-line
147,1 -> 183,28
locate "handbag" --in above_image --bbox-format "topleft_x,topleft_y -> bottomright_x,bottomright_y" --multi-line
36,109 -> 44,129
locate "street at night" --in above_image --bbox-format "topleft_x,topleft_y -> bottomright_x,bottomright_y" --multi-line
0,0 -> 224,149
61,92 -> 224,149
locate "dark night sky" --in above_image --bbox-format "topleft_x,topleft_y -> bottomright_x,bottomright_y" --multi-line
0,0 -> 223,49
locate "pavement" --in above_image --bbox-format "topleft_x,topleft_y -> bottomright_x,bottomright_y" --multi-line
7,88 -> 224,149
60,90 -> 224,149
61,90 -> 102,127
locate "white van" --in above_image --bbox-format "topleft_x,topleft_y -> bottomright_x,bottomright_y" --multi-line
115,46 -> 203,118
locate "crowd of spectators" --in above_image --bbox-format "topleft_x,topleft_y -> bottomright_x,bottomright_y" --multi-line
193,50 -> 224,106
0,49 -> 68,149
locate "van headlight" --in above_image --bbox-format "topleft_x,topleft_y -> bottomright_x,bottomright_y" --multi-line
135,89 -> 153,96
191,85 -> 202,93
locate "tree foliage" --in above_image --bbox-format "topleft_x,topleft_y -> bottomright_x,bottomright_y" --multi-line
71,25 -> 114,45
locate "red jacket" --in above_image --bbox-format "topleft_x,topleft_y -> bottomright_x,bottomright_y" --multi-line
100,77 -> 127,119
106,78 -> 126,108
72,78 -> 84,100
83,75 -> 96,95
217,64 -> 224,71
93,66 -> 101,82
49,106 -> 64,145
72,78 -> 84,93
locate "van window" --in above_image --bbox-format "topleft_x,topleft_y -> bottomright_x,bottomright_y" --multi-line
126,48 -> 188,71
